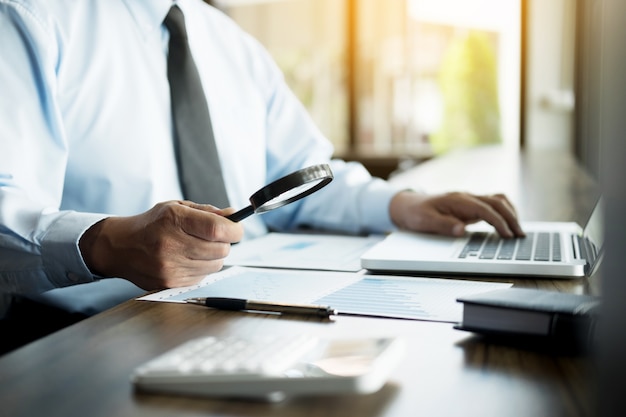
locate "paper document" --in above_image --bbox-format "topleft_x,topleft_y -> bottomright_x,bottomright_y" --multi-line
225,233 -> 384,272
139,266 -> 511,323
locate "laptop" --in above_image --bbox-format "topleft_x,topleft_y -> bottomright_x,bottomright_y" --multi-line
361,199 -> 603,279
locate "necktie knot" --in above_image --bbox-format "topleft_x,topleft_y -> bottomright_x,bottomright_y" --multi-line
164,6 -> 188,41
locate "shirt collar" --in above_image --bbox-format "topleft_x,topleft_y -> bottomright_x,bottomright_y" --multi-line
121,0 -> 173,35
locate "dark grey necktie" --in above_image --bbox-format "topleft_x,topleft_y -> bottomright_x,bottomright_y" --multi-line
164,5 -> 230,207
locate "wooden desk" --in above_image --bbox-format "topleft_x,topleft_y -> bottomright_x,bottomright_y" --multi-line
0,147 -> 599,417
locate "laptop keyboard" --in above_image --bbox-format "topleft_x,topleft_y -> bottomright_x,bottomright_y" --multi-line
458,232 -> 562,262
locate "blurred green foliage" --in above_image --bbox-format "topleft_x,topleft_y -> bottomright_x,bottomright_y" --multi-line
430,31 -> 502,155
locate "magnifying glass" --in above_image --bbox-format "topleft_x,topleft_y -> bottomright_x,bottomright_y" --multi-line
226,164 -> 334,222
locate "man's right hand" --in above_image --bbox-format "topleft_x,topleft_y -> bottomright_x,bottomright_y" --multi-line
78,200 -> 244,290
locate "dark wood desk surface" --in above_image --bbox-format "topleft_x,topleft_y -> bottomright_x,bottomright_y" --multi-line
0,147 -> 600,417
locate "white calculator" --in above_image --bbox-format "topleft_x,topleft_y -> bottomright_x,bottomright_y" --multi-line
131,333 -> 405,401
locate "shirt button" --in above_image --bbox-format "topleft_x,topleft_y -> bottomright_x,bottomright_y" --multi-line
67,272 -> 80,282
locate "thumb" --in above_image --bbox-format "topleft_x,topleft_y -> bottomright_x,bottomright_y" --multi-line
424,214 -> 466,237
451,222 -> 466,236
179,201 -> 234,216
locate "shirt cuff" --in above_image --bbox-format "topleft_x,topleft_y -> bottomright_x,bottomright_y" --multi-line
357,178 -> 404,234
41,211 -> 109,287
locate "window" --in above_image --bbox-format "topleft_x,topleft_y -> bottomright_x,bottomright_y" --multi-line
214,0 -> 521,165
215,0 -> 349,152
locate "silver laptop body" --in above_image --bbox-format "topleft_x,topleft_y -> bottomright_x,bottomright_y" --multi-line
361,199 -> 603,279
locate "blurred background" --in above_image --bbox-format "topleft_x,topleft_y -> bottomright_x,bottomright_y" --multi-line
206,5 -> 626,415
207,0 -> 596,181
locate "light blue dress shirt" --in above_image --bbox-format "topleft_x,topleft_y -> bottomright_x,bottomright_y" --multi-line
0,0 -> 400,316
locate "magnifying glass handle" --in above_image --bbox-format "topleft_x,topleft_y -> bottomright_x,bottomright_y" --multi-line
226,205 -> 255,222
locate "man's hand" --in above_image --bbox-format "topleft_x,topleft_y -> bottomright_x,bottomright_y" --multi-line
79,200 -> 244,290
389,191 -> 525,238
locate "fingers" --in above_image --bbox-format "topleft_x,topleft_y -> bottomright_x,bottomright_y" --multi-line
390,191 -> 525,238
422,212 -> 466,236
445,193 -> 519,238
472,194 -> 525,237
176,201 -> 243,244
178,200 -> 237,217
147,201 -> 243,270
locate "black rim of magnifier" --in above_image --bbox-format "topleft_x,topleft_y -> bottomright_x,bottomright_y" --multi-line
227,164 -> 333,222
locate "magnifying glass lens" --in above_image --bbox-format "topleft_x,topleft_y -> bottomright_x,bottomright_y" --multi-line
257,178 -> 326,213
226,164 -> 333,222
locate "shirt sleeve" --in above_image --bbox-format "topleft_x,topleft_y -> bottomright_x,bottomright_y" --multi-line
0,4 -> 103,298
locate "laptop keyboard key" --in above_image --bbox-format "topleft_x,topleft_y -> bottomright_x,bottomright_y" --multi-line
479,235 -> 499,259
515,233 -> 534,260
552,233 -> 562,261
459,232 -> 487,258
497,239 -> 516,260
533,232 -> 550,261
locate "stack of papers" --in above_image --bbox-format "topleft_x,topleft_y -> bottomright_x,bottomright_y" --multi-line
224,232 -> 384,272
139,233 -> 511,323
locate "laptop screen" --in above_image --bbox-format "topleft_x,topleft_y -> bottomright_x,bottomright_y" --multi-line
582,198 -> 604,274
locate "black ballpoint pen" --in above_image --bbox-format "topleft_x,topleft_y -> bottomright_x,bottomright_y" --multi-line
185,297 -> 337,318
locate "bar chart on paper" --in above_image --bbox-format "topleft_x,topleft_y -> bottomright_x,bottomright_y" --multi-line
139,267 -> 511,323
314,276 -> 511,322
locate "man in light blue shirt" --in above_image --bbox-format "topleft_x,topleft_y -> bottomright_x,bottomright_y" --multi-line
0,0 -> 523,324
